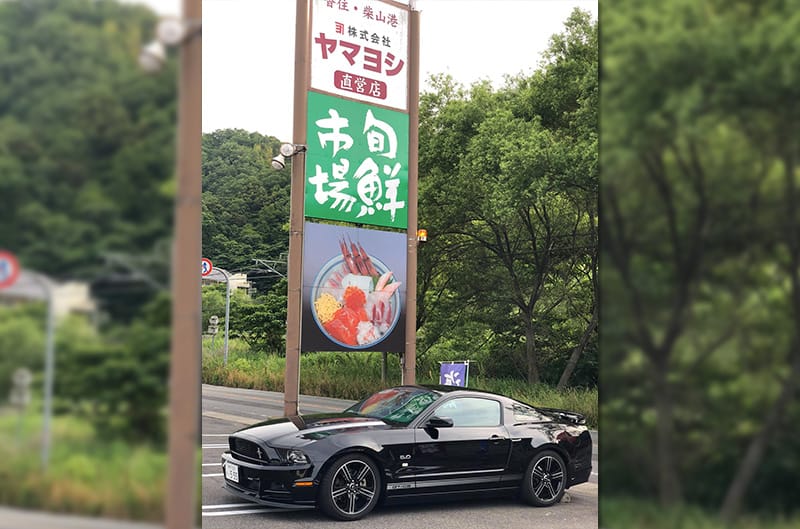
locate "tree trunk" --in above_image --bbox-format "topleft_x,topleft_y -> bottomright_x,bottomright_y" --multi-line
557,307 -> 598,390
653,360 -> 682,506
381,352 -> 388,383
525,320 -> 540,384
721,149 -> 800,520
719,355 -> 800,522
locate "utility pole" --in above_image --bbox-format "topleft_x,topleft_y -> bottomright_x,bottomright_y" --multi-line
166,0 -> 201,526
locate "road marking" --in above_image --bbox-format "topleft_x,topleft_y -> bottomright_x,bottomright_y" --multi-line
203,503 -> 261,510
203,410 -> 263,425
201,508 -> 283,517
202,444 -> 228,449
203,473 -> 223,477
203,385 -> 351,412
202,463 -> 220,467
202,433 -> 231,437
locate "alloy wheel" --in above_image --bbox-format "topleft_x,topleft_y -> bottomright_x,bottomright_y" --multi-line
330,459 -> 377,516
530,454 -> 565,502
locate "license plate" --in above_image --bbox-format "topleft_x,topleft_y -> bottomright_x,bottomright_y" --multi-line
224,462 -> 239,483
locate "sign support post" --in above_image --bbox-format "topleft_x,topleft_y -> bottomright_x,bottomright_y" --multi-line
403,2 -> 420,385
284,0 -> 311,417
284,0 -> 420,405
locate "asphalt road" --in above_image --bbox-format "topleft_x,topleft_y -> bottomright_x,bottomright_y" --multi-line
0,507 -> 165,529
202,384 -> 598,529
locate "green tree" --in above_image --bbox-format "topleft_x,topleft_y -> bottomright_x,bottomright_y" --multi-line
601,0 -> 800,522
417,9 -> 597,386
0,304 -> 45,400
228,279 -> 288,355
56,293 -> 170,443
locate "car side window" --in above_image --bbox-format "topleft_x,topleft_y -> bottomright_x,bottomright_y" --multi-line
431,397 -> 501,427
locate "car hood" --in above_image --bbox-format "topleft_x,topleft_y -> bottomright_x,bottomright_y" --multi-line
234,412 -> 391,447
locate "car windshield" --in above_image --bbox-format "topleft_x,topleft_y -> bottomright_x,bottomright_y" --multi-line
346,387 -> 440,426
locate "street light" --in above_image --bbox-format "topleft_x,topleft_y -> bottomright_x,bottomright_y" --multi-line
138,16 -> 202,74
138,40 -> 167,73
271,143 -> 307,171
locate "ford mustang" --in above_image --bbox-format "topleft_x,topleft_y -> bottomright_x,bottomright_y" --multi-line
220,385 -> 592,520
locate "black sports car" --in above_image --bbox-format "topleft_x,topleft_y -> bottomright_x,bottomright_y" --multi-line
220,385 -> 592,521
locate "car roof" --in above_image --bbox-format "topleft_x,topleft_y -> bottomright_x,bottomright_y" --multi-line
392,384 -> 514,401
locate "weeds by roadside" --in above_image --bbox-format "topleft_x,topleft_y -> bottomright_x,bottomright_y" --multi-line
601,498 -> 800,529
202,339 -> 598,427
0,409 -> 166,521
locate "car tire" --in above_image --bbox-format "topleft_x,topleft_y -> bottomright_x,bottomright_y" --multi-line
521,450 -> 567,507
318,453 -> 382,521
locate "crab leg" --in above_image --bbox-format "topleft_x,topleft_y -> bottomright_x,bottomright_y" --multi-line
375,271 -> 394,291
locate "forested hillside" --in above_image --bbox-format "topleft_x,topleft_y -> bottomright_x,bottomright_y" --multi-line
202,130 -> 289,274
0,0 -> 176,280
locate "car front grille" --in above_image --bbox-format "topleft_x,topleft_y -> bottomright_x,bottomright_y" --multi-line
230,437 -> 280,464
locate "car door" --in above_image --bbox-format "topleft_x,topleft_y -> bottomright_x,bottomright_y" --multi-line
410,396 -> 511,493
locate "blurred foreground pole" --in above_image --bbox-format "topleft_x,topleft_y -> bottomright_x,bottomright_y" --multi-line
166,0 -> 201,527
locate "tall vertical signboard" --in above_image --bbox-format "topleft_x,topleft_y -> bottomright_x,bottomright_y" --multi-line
302,222 -> 407,352
301,0 -> 411,352
285,0 -> 417,415
305,92 -> 409,229
310,0 -> 409,110
305,0 -> 410,230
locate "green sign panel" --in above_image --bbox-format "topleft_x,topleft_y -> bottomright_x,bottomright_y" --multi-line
305,91 -> 408,229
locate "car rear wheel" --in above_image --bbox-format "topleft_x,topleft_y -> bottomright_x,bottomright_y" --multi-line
521,450 -> 567,507
318,453 -> 381,521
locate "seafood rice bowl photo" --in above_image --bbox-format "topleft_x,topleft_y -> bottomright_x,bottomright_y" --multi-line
310,237 -> 402,348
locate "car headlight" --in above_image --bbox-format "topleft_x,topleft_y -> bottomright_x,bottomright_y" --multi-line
286,449 -> 309,465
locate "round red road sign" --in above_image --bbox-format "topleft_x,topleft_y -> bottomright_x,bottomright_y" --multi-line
201,258 -> 214,277
0,250 -> 21,289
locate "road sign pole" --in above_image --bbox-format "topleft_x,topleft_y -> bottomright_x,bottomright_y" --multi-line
22,272 -> 56,471
223,269 -> 231,366
41,282 -> 55,470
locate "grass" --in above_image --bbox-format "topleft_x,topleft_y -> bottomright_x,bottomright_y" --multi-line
601,497 -> 800,529
0,408 -> 166,521
202,338 -> 598,427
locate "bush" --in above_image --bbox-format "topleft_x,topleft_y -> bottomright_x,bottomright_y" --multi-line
601,497 -> 800,529
0,304 -> 46,400
0,412 -> 166,520
202,347 -> 598,427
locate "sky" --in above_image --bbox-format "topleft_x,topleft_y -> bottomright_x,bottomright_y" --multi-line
126,0 -> 598,140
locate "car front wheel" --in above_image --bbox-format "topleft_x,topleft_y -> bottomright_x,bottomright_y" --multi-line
521,450 -> 567,507
318,453 -> 381,521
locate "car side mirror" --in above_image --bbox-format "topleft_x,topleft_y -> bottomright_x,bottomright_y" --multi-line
425,416 -> 454,429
